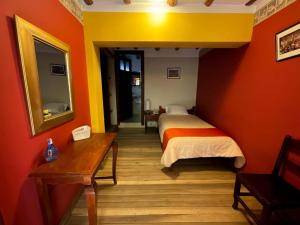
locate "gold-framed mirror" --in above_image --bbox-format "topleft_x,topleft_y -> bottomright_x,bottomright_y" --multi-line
15,16 -> 74,136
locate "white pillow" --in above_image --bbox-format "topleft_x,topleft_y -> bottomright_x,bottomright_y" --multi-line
166,105 -> 188,115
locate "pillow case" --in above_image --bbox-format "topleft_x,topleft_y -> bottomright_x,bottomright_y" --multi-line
166,105 -> 188,115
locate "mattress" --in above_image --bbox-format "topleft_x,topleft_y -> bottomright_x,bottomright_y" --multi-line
158,113 -> 246,168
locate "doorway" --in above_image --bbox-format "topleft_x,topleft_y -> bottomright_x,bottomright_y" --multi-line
115,50 -> 144,126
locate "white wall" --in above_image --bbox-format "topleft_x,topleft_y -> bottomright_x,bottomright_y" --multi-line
144,57 -> 198,111
37,52 -> 70,106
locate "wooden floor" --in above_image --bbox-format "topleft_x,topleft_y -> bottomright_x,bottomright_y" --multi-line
67,128 -> 259,225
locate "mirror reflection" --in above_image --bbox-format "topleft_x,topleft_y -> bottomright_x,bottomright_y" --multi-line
34,40 -> 71,119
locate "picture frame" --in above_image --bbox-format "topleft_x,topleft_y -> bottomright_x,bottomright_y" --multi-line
167,67 -> 181,79
50,64 -> 66,76
276,22 -> 300,61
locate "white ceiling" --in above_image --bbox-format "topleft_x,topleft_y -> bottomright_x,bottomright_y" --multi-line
113,48 -> 201,58
79,0 -> 267,13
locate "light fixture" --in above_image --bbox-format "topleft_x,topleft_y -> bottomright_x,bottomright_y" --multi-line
167,0 -> 177,7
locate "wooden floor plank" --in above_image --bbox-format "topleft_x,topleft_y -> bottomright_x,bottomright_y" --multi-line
66,128 -> 256,225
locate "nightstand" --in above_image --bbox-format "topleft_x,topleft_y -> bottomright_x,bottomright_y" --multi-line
144,112 -> 159,133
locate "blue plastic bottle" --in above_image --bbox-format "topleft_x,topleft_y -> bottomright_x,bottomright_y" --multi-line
44,138 -> 59,162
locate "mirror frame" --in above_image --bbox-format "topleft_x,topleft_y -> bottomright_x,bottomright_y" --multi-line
15,15 -> 74,136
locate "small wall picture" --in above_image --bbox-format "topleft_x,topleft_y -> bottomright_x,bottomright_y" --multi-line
167,67 -> 181,79
276,22 -> 300,61
50,64 -> 66,76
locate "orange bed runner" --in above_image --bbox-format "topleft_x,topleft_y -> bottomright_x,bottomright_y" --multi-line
162,128 -> 227,151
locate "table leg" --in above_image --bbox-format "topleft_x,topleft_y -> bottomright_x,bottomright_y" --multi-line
84,184 -> 97,225
112,141 -> 118,184
36,178 -> 53,225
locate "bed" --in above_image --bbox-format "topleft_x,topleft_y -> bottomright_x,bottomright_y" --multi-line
158,105 -> 246,168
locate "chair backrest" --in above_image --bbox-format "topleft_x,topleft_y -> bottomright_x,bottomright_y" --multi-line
272,135 -> 300,179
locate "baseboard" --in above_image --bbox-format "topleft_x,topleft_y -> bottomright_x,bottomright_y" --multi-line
119,122 -> 144,128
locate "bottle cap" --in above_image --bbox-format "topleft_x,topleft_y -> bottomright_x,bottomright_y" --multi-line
48,138 -> 53,145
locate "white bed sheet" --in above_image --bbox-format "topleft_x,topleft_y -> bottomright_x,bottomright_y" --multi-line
158,113 -> 246,168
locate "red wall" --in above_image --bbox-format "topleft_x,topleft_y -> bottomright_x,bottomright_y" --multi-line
196,1 -> 300,182
0,1 -> 90,225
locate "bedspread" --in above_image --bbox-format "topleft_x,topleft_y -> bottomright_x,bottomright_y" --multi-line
158,114 -> 246,168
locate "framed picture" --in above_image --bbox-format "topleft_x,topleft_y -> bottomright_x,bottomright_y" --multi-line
167,67 -> 181,79
276,22 -> 300,61
50,64 -> 66,76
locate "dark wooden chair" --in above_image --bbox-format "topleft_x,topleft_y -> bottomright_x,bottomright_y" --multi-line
233,135 -> 300,225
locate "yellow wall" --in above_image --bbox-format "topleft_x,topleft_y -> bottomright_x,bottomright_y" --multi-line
83,12 -> 254,132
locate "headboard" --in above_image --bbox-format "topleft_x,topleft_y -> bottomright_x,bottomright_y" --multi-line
159,106 -> 196,115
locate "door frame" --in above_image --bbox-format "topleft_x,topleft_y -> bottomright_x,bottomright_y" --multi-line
99,49 -> 111,131
114,50 -> 145,125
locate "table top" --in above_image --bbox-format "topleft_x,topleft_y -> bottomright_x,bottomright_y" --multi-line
30,133 -> 117,179
145,113 -> 159,119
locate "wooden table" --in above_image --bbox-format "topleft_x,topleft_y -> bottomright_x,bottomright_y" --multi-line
30,133 -> 118,225
144,113 -> 159,133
